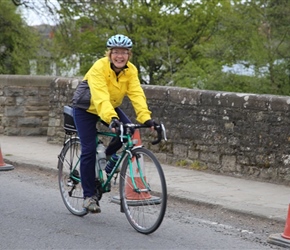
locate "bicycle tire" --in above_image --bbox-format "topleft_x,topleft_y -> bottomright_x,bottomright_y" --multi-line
58,137 -> 88,216
119,147 -> 167,234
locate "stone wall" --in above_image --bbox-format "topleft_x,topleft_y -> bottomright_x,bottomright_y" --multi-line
0,75 -> 52,135
1,75 -> 290,185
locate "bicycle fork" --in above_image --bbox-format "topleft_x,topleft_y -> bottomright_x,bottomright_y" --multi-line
128,151 -> 151,194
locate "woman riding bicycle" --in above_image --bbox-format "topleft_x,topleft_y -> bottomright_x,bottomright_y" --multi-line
72,34 -> 156,213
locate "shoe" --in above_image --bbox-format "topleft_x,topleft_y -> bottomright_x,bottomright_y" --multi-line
83,197 -> 101,213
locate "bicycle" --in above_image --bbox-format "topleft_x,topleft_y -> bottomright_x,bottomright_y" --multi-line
57,106 -> 168,234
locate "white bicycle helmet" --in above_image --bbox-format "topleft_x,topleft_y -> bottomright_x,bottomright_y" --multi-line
107,34 -> 133,49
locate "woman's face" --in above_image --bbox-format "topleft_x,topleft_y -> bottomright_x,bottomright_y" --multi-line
110,48 -> 130,69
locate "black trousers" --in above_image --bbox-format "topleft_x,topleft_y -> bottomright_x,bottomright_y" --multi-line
73,107 -> 131,198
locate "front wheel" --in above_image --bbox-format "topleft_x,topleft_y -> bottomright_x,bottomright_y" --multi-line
58,137 -> 88,216
119,147 -> 167,234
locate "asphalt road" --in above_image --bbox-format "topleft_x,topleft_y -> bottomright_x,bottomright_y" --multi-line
0,166 -> 284,250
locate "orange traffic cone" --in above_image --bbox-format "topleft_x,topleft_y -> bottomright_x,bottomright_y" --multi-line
0,146 -> 14,171
268,204 -> 290,247
125,129 -> 151,200
282,205 -> 290,239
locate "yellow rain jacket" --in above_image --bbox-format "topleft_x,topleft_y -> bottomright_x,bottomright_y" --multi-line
82,57 -> 151,124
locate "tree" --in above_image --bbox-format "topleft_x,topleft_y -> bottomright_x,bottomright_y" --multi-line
11,0 -> 22,6
0,0 -> 40,74
49,0 -> 223,86
17,0 -> 290,96
203,0 -> 290,95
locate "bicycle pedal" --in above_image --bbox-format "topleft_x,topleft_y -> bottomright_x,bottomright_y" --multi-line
66,178 -> 74,187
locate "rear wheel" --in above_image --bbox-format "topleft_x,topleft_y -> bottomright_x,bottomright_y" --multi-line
119,147 -> 167,234
58,137 -> 88,216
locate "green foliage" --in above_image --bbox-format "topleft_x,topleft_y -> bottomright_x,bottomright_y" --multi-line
190,160 -> 207,171
203,0 -> 290,95
13,0 -> 290,96
51,0 -> 224,82
176,159 -> 207,171
0,0 -> 39,74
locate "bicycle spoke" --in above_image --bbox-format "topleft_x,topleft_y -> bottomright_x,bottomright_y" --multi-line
58,137 -> 87,216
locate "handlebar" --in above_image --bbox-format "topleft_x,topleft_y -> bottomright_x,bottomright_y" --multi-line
152,123 -> 167,145
119,122 -> 167,145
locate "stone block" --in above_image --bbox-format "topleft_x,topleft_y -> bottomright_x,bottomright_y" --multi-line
5,106 -> 25,116
221,155 -> 236,172
173,144 -> 188,158
200,152 -> 220,164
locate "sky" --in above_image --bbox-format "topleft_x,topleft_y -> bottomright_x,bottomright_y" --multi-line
18,0 -> 59,26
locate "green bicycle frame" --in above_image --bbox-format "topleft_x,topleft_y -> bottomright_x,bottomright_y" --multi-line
69,129 -> 150,193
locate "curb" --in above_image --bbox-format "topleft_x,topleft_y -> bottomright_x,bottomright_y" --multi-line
4,158 -> 59,175
4,158 -> 285,225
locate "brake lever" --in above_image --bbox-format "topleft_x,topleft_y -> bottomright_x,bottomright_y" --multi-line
161,123 -> 167,141
120,123 -> 124,142
151,122 -> 166,145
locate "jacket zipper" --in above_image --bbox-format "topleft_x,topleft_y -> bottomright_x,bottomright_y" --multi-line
116,70 -> 125,82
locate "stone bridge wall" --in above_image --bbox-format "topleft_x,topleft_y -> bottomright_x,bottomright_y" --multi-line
1,75 -> 290,185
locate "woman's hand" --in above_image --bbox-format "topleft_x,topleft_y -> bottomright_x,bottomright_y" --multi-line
144,119 -> 157,131
109,118 -> 121,133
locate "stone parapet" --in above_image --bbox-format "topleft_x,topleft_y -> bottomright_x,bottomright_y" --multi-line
1,75 -> 290,185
